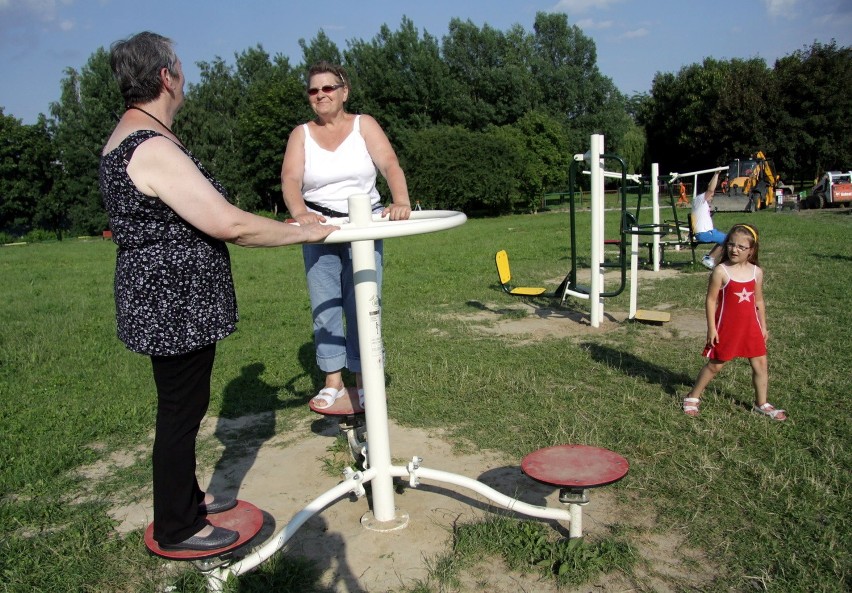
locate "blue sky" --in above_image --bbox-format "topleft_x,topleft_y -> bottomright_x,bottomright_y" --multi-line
1,0 -> 850,125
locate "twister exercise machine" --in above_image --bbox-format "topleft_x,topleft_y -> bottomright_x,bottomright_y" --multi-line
146,195 -> 630,591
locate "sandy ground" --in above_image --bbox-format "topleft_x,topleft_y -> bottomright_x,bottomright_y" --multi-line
85,282 -> 713,592
99,414 -> 710,593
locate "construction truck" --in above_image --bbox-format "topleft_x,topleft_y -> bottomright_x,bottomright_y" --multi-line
717,151 -> 781,212
802,171 -> 852,209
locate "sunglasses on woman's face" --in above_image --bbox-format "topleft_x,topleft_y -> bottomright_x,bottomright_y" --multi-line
307,83 -> 344,96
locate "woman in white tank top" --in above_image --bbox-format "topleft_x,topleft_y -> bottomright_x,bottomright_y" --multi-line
281,62 -> 412,410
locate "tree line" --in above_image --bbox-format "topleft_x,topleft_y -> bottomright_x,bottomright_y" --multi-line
1,12 -> 849,239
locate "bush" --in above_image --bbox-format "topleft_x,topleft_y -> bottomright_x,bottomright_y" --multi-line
402,125 -> 523,215
22,228 -> 59,243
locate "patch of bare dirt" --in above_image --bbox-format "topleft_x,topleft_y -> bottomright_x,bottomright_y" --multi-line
77,410 -> 714,592
452,268 -> 711,345
455,301 -> 706,344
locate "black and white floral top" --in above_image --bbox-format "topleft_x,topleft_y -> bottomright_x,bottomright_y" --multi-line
99,130 -> 238,356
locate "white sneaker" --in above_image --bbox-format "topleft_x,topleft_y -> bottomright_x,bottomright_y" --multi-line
701,255 -> 715,270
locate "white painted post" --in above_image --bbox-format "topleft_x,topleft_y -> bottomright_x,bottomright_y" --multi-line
651,163 -> 661,272
629,227 -> 639,319
568,503 -> 583,538
348,194 -> 396,523
589,134 -> 604,328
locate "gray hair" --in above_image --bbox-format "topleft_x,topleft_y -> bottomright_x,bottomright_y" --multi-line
109,31 -> 179,106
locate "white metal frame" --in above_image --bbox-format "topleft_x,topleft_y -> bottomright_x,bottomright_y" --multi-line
202,198 -> 577,591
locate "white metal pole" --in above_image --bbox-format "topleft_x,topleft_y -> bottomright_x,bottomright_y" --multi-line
599,151 -> 606,327
651,163 -> 660,272
348,194 -> 396,523
589,134 -> 604,328
568,503 -> 584,539
629,228 -> 639,319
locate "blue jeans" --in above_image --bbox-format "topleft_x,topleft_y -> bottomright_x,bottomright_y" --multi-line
695,228 -> 727,246
303,241 -> 383,374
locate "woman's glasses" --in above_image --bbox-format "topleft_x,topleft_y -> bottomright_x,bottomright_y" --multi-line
307,84 -> 344,96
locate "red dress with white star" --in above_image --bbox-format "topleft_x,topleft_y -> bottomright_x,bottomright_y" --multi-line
703,264 -> 766,361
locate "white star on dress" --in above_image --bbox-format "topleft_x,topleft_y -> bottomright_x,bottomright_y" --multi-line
735,288 -> 753,303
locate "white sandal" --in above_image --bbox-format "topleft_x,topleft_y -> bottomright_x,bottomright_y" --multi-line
311,387 -> 346,409
683,397 -> 700,416
752,402 -> 786,421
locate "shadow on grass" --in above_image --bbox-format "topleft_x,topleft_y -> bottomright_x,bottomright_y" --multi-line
220,515 -> 361,593
581,342 -> 695,398
283,341 -> 327,404
582,342 -> 760,411
813,252 -> 852,263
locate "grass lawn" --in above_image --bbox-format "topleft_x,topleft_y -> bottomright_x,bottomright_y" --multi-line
1,207 -> 850,592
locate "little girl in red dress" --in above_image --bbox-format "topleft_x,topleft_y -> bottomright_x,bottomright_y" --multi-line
683,223 -> 786,420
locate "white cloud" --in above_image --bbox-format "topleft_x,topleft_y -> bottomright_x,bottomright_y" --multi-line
576,18 -> 614,29
620,27 -> 649,39
762,0 -> 799,18
0,0 -> 76,48
0,0 -> 63,21
551,0 -> 627,14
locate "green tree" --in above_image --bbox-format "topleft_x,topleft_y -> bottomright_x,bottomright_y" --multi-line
177,57 -> 242,188
233,49 -> 309,212
617,120 -> 647,175
773,40 -> 852,180
624,92 -> 650,122
710,58 -> 776,164
441,19 -> 539,129
491,111 -> 574,210
0,111 -> 56,236
643,57 -> 775,173
50,47 -> 122,235
344,17 -> 455,144
530,11 -> 629,148
404,125 -> 522,214
298,29 -> 343,72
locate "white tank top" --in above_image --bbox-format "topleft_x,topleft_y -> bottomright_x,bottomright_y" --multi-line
302,115 -> 381,215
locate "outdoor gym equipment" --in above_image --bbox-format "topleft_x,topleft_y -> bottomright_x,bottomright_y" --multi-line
522,445 -> 629,539
559,134 -> 640,327
557,134 -> 668,327
562,136 -> 679,324
155,196 -> 629,592
309,387 -> 366,465
144,500 -> 264,570
495,249 -> 549,297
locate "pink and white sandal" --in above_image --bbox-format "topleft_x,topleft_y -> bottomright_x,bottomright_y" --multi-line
752,403 -> 786,421
683,397 -> 700,416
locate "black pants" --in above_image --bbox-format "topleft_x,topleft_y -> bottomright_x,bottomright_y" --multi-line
150,343 -> 216,544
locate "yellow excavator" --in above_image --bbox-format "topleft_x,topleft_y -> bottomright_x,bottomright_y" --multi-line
724,151 -> 781,211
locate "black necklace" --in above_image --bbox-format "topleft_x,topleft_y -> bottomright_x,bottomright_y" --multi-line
127,106 -> 180,140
